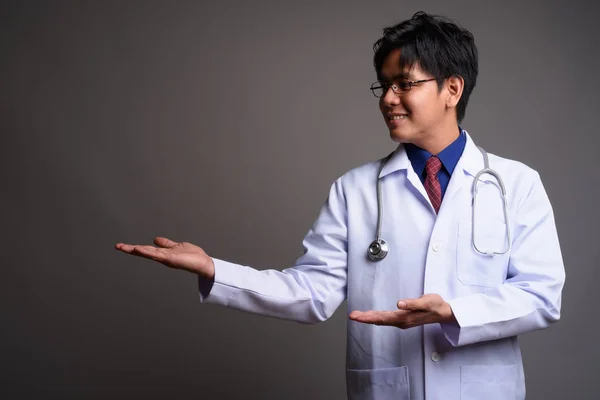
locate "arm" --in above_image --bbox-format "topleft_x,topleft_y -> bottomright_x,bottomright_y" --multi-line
441,171 -> 565,346
198,177 -> 349,324
118,178 -> 349,324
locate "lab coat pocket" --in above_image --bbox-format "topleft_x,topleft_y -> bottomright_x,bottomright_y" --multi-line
460,364 -> 517,400
346,366 -> 410,400
456,217 -> 510,287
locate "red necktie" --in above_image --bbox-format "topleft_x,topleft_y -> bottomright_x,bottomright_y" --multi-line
425,156 -> 442,213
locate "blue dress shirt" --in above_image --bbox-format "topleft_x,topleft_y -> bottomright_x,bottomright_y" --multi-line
404,129 -> 467,199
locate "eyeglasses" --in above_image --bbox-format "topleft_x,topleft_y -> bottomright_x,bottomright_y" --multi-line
369,78 -> 437,98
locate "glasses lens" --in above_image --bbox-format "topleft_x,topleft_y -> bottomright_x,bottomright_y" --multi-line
370,84 -> 384,98
398,82 -> 411,92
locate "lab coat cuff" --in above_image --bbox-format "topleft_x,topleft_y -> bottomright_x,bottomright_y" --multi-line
197,275 -> 214,301
440,320 -> 461,346
442,296 -> 484,347
197,258 -> 242,306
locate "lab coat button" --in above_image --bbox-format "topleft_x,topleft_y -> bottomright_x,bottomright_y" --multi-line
431,352 -> 442,362
432,242 -> 442,252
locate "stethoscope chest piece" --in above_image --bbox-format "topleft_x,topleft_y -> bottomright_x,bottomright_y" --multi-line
368,238 -> 389,261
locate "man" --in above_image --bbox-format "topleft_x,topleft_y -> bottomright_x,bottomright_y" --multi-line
116,11 -> 565,400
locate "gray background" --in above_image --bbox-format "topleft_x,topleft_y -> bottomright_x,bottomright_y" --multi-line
2,0 -> 598,399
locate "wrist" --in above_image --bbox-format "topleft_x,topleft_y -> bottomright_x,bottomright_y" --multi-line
194,256 -> 215,280
440,302 -> 456,323
206,257 -> 215,280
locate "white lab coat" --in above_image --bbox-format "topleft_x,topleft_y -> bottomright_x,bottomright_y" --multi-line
199,131 -> 565,400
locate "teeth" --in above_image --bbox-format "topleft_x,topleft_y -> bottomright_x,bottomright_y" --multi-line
389,115 -> 407,120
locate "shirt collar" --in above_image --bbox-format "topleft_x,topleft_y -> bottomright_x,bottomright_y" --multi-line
404,128 -> 467,178
379,129 -> 483,179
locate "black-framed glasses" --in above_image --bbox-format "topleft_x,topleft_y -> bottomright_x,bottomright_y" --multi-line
369,78 -> 437,98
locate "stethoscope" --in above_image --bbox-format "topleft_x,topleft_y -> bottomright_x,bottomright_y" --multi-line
367,145 -> 512,261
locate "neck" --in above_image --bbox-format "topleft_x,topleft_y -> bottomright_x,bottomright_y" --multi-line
414,120 -> 460,155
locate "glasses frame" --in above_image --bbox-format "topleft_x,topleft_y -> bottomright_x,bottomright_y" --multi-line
370,78 -> 437,98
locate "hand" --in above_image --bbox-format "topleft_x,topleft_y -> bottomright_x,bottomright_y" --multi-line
348,293 -> 456,329
115,237 -> 215,279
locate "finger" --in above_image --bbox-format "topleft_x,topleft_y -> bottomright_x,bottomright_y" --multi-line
397,296 -> 433,311
115,243 -> 137,253
349,310 -> 406,326
154,237 -> 178,248
398,310 -> 431,329
349,310 -> 371,320
116,243 -> 159,254
397,298 -> 420,310
123,245 -> 169,263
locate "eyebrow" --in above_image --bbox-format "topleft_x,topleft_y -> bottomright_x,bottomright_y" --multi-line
379,72 -> 416,82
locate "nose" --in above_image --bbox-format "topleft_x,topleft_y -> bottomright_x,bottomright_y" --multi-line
381,86 -> 401,106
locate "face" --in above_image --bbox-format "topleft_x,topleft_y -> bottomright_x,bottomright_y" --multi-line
378,48 -> 451,147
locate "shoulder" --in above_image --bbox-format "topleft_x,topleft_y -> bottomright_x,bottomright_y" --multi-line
320,153 -> 393,204
485,151 -> 540,181
334,154 -> 391,190
484,151 -> 546,209
486,151 -> 538,177
464,130 -> 541,192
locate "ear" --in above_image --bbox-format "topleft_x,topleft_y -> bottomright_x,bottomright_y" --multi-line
444,75 -> 464,109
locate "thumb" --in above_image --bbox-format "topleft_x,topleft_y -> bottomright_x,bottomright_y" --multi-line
398,294 -> 438,311
397,299 -> 417,310
154,237 -> 178,248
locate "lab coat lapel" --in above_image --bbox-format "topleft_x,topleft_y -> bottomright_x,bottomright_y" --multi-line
379,143 -> 432,204
379,144 -> 409,178
407,164 -> 431,206
379,133 -> 485,215
440,131 -> 484,213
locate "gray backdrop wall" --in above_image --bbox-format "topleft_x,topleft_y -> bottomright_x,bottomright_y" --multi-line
2,0 -> 598,399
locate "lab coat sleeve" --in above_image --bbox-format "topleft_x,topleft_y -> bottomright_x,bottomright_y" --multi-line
441,171 -> 565,346
197,177 -> 348,324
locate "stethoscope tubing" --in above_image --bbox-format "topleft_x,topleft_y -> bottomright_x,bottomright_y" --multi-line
368,145 -> 512,261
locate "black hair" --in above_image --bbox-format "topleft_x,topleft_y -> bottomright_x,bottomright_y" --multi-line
373,11 -> 478,123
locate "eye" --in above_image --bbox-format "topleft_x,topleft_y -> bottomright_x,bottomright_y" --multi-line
398,81 -> 412,91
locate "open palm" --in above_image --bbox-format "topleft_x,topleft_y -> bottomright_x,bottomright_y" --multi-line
115,236 -> 214,278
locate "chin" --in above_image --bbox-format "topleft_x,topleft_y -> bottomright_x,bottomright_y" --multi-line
389,129 -> 415,144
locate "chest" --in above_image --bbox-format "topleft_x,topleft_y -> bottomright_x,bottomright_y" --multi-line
345,170 -> 512,309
